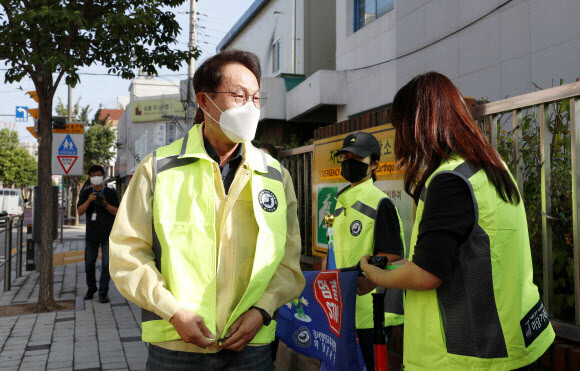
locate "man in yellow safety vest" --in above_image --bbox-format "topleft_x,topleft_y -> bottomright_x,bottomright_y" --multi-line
109,50 -> 305,370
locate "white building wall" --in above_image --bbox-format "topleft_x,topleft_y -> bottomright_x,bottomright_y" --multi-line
129,78 -> 180,99
116,79 -> 183,177
396,0 -> 580,102
20,141 -> 38,160
335,0 -> 397,121
224,0 -> 304,77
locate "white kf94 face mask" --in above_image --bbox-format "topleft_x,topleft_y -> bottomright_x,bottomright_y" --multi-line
204,94 -> 261,143
90,176 -> 104,186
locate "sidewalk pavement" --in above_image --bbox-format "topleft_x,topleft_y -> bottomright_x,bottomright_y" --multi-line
0,224 -> 148,371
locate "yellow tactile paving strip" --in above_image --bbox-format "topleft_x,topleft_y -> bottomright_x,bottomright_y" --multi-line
53,250 -> 101,267
5,245 -> 99,266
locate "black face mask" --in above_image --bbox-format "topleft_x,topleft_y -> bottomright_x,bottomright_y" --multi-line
341,158 -> 370,183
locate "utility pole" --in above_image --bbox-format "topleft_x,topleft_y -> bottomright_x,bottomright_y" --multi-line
67,85 -> 73,121
185,0 -> 197,128
188,0 -> 196,79
65,85 -> 72,220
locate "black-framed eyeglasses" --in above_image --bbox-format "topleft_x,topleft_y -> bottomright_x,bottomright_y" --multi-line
205,88 -> 267,108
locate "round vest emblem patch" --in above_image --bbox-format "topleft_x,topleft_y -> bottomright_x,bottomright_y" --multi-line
293,326 -> 311,347
350,220 -> 362,236
258,189 -> 278,212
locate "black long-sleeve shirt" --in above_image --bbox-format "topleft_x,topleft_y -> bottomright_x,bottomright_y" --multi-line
373,198 -> 405,258
412,173 -> 476,280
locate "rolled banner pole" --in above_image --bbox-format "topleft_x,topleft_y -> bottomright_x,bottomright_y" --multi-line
372,290 -> 388,371
324,212 -> 337,270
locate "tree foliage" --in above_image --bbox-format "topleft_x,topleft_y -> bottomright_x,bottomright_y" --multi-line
55,98 -> 91,123
0,0 -> 194,88
497,80 -> 574,322
86,107 -> 117,167
0,129 -> 37,188
0,0 -> 195,311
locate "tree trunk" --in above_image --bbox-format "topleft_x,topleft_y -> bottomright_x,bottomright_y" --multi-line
35,88 -> 59,312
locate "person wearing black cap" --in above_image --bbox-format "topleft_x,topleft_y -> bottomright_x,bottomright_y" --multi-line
322,131 -> 405,370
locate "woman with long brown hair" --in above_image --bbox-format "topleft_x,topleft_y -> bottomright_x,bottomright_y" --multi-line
359,72 -> 554,370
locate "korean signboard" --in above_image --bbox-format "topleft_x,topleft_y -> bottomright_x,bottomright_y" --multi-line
131,96 -> 184,123
51,124 -> 84,176
311,124 -> 414,257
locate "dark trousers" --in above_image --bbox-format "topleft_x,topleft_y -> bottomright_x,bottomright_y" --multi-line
85,240 -> 110,295
147,344 -> 274,371
357,326 -> 393,371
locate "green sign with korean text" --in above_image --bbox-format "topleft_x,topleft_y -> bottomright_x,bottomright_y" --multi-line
131,97 -> 184,123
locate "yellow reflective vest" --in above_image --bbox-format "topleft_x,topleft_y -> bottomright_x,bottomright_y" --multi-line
404,156 -> 554,370
110,124 -> 305,352
333,179 -> 405,328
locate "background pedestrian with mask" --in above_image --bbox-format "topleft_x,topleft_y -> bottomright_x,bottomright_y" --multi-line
77,164 -> 119,303
322,131 -> 405,371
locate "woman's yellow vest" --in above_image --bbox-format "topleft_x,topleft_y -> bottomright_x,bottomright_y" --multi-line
141,126 -> 287,344
332,179 -> 405,329
404,156 -> 554,370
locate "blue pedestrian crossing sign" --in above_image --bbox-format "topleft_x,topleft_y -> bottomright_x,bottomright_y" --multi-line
58,134 -> 78,156
52,131 -> 83,176
15,106 -> 28,122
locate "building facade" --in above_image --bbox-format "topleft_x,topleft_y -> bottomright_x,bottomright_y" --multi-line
396,0 -> 580,102
217,0 -> 337,146
231,0 -> 580,138
115,78 -> 188,193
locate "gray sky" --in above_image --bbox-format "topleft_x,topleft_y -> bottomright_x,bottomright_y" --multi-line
0,0 -> 254,143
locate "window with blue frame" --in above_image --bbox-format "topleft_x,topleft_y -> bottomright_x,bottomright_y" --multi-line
354,0 -> 394,32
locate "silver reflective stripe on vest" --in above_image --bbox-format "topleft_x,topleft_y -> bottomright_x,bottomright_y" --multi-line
351,201 -> 378,220
158,155 -> 199,173
143,152 -> 172,325
152,150 -> 158,193
179,131 -> 189,157
419,186 -> 427,202
262,165 -> 283,183
260,150 -> 268,170
151,151 -> 162,274
151,227 -> 162,273
336,185 -> 350,198
334,207 -> 345,217
453,161 -> 480,180
420,161 -> 480,203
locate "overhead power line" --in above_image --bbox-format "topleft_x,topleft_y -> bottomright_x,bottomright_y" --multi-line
341,0 -> 513,72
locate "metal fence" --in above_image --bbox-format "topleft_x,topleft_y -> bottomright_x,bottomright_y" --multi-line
0,215 -> 25,292
280,145 -> 314,265
472,81 -> 580,341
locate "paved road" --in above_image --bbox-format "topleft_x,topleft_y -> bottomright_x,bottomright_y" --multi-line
0,238 -> 147,370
